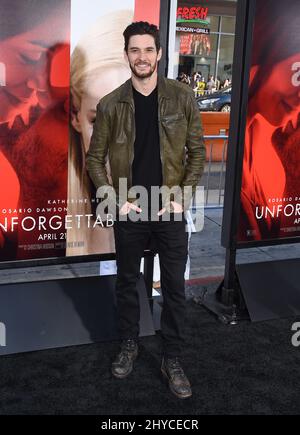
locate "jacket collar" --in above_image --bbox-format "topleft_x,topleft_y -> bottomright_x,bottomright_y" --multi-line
119,75 -> 170,105
158,75 -> 171,100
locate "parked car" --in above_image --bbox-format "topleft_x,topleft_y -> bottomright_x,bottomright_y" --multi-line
196,87 -> 231,112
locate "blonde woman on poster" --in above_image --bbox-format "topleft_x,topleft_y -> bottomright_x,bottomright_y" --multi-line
67,10 -> 133,256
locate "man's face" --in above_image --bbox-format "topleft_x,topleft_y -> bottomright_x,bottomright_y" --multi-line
125,34 -> 162,79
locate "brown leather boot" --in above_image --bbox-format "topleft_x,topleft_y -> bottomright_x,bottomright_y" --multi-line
111,339 -> 138,379
161,357 -> 192,399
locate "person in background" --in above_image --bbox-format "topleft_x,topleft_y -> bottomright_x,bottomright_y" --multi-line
206,75 -> 216,93
177,72 -> 190,86
196,76 -> 206,96
223,78 -> 230,88
190,72 -> 199,96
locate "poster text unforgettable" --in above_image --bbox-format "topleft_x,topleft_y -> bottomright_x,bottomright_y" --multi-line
0,199 -> 113,241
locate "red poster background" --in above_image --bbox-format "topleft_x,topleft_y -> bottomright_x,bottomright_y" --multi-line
134,0 -> 160,26
238,0 -> 300,244
0,0 -> 70,261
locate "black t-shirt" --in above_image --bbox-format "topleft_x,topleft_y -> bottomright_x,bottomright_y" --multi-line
132,86 -> 163,214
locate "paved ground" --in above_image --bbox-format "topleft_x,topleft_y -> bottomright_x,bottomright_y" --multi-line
189,208 -> 300,280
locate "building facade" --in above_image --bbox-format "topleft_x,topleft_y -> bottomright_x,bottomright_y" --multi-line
168,0 -> 237,82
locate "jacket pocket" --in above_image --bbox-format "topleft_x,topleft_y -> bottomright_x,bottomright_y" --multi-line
160,113 -> 185,123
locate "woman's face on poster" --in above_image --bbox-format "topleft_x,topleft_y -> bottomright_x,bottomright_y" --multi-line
253,53 -> 300,128
250,52 -> 300,183
0,12 -> 69,126
75,65 -> 130,153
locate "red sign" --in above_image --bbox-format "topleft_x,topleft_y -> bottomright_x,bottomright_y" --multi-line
177,6 -> 209,21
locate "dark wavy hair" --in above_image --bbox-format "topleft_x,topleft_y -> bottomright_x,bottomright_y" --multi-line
123,21 -> 160,53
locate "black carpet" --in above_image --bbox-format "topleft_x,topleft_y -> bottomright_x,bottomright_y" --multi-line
0,283 -> 300,415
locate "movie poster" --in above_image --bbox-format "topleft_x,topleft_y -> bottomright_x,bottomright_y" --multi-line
0,0 -> 161,262
238,0 -> 300,244
179,33 -> 211,56
0,0 -> 71,261
67,0 -> 135,257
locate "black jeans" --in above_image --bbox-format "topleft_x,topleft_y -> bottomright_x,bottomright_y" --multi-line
113,212 -> 188,358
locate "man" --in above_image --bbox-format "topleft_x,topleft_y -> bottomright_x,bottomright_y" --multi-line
86,22 -> 205,399
207,75 -> 216,94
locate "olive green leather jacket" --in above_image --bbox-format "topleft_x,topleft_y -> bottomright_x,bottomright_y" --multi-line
86,76 -> 206,211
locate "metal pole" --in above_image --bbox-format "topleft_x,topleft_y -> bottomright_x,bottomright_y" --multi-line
218,138 -> 228,205
206,141 -> 213,206
221,247 -> 237,306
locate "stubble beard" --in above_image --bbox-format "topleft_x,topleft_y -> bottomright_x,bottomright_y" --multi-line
129,60 -> 158,79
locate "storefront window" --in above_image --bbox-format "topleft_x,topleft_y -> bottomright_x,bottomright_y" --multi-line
221,16 -> 236,33
177,34 -> 218,78
171,0 -> 236,89
194,33 -> 218,81
217,34 -> 235,81
207,15 -> 220,32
